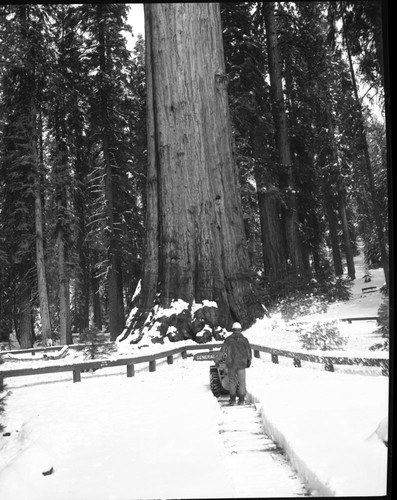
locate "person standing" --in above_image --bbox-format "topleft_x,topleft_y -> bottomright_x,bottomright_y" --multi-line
221,322 -> 252,405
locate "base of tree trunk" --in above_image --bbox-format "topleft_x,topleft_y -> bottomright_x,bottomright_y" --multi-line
118,301 -> 228,345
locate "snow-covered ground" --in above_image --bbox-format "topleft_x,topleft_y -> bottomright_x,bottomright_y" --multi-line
0,254 -> 390,498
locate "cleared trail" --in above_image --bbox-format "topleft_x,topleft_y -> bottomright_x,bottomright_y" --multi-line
216,396 -> 310,497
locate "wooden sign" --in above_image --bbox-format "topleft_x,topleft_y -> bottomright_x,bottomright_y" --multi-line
193,351 -> 221,361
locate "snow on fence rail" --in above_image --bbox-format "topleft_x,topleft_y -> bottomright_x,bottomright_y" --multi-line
0,337 -> 388,390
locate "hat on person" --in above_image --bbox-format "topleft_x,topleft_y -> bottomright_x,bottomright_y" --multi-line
232,322 -> 242,331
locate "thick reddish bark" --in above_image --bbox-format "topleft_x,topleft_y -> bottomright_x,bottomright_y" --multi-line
122,3 -> 263,342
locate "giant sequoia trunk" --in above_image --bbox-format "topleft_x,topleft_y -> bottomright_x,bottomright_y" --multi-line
121,3 -> 263,342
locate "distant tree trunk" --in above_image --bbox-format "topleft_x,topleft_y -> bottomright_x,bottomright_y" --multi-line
18,283 -> 33,349
309,209 -> 323,275
74,126 -> 90,334
97,4 -> 125,339
52,103 -> 72,346
283,47 -> 314,277
305,148 -> 325,276
371,1 -> 384,86
122,3 -> 263,342
74,204 -> 90,334
7,6 -> 51,346
257,188 -> 286,282
34,113 -> 52,345
34,175 -> 52,345
325,108 -> 355,279
263,2 -> 304,275
324,196 -> 343,276
91,250 -> 103,330
338,191 -> 355,279
343,16 -> 388,285
251,123 -> 286,282
301,242 -> 312,274
58,229 -> 72,345
0,271 -> 5,343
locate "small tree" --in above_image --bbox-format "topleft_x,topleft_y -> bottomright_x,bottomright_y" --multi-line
299,320 -> 347,351
81,326 -> 102,359
0,381 -> 8,433
370,297 -> 389,351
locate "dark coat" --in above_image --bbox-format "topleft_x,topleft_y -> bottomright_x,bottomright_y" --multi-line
221,332 -> 252,369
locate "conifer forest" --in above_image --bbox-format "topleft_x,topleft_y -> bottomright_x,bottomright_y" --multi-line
0,3 -> 390,348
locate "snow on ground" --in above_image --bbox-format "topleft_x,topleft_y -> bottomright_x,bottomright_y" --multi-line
0,254 -> 390,498
0,360 -> 238,500
248,363 -> 388,497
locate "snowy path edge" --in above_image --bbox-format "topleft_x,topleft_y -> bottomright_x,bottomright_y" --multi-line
247,385 -> 388,497
248,391 -> 335,496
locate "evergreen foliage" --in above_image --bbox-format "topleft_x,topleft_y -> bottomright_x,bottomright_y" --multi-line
0,385 -> 8,433
369,293 -> 389,351
299,320 -> 348,351
0,5 -> 146,343
269,274 -> 352,320
375,296 -> 389,338
0,3 -> 389,343
80,326 -> 102,359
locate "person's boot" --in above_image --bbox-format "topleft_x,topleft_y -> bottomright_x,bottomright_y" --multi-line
228,395 -> 236,405
238,396 -> 245,405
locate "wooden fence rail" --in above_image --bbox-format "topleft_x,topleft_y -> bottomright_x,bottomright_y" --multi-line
339,316 -> 379,323
0,344 -> 221,390
249,344 -> 388,375
0,338 -> 388,390
0,316 -> 379,358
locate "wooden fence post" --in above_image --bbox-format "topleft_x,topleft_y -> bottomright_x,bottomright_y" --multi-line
149,360 -> 156,372
271,354 -> 279,364
73,369 -> 81,383
293,357 -> 301,368
324,359 -> 334,372
254,350 -> 260,358
181,350 -> 187,359
126,364 -> 135,377
167,355 -> 173,365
